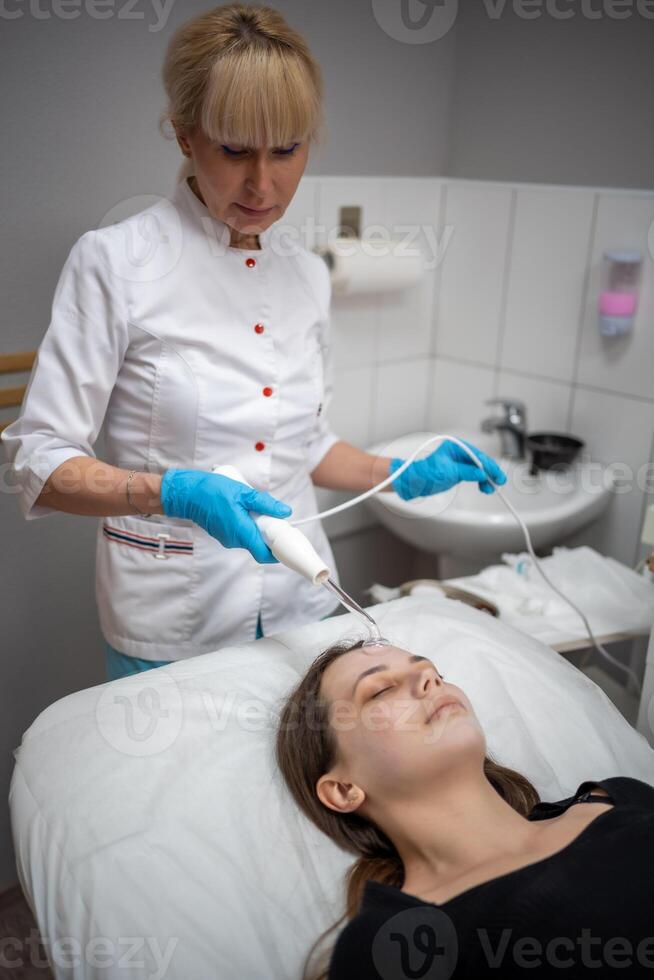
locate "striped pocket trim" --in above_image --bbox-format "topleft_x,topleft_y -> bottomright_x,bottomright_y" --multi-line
103,523 -> 194,556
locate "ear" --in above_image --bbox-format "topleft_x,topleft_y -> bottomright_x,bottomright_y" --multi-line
316,775 -> 365,814
172,123 -> 192,158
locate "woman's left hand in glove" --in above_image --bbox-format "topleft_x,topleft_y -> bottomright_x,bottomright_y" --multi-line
389,439 -> 507,500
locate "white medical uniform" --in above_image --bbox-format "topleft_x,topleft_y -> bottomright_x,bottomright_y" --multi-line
1,178 -> 342,660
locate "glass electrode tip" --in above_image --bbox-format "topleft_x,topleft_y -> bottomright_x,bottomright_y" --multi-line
361,639 -> 391,651
322,578 -> 390,650
362,630 -> 391,649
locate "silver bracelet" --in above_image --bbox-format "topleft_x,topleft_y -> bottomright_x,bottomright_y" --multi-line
126,469 -> 152,518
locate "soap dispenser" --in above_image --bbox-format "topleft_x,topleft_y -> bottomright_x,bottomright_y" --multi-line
598,249 -> 642,337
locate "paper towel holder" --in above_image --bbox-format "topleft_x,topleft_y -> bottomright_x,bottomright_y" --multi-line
312,231 -> 424,297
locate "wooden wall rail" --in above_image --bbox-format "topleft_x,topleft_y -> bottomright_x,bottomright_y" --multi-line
0,350 -> 36,433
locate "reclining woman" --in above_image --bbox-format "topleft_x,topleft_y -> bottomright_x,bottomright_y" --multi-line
275,639 -> 654,979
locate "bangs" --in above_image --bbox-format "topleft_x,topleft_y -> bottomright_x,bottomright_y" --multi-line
201,44 -> 322,148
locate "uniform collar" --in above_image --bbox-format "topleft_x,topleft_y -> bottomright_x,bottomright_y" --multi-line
173,176 -> 275,254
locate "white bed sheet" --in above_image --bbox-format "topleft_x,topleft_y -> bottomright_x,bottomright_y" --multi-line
10,594 -> 654,979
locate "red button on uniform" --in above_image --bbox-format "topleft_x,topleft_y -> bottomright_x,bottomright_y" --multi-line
255,441 -> 265,451
245,257 -> 256,268
262,386 -> 273,397
254,323 -> 264,334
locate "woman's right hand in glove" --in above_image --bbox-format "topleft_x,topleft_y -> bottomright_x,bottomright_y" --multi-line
159,469 -> 292,564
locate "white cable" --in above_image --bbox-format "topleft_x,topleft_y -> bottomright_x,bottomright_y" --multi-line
290,434 -> 643,697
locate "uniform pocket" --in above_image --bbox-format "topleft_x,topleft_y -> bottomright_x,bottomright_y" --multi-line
96,514 -> 197,646
102,517 -> 195,559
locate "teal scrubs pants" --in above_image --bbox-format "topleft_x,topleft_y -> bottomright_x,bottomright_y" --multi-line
105,614 -> 265,680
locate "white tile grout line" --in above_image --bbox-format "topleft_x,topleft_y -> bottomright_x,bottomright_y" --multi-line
560,379 -> 654,407
633,426 -> 654,567
429,181 -> 447,359
432,353 -> 497,373
368,297 -> 381,448
312,180 -> 321,251
314,179 -> 322,251
333,353 -> 654,422
424,182 -> 447,429
568,192 -> 600,432
368,181 -> 391,447
310,175 -> 654,198
570,382 -> 654,406
363,355 -> 654,407
496,364 -> 570,388
492,187 -> 518,380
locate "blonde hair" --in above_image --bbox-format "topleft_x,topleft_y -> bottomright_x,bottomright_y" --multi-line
275,639 -> 541,980
159,3 -> 325,183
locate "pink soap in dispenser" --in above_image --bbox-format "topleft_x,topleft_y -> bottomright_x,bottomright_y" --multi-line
598,249 -> 642,337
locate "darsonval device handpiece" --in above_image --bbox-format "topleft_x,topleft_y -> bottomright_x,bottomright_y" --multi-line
211,465 -> 330,585
211,466 -> 393,648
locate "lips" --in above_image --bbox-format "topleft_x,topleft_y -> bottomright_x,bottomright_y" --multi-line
236,203 -> 274,214
426,696 -> 464,724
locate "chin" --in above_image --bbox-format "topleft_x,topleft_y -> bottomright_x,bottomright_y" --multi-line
236,219 -> 269,233
422,712 -> 484,751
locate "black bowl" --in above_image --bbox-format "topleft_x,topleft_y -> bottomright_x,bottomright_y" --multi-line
526,432 -> 584,472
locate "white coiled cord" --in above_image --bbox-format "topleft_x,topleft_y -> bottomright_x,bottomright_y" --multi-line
290,434 -> 643,696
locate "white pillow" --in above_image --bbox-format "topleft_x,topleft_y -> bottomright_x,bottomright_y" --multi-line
11,594 -> 654,980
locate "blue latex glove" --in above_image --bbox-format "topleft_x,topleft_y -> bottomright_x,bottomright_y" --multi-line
160,469 -> 292,564
389,439 -> 507,500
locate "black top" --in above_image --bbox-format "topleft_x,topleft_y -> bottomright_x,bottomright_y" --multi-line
327,777 -> 654,978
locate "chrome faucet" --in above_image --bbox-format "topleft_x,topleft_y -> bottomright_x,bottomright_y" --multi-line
481,398 -> 528,460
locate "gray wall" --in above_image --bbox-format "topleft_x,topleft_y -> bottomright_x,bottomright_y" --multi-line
449,3 -> 654,189
1,0 -> 652,891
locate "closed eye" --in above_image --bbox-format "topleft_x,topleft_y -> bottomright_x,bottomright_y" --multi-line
367,666 -> 443,702
220,143 -> 300,157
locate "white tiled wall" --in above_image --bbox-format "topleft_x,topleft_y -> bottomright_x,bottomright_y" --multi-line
289,176 -> 654,566
436,182 -> 513,366
499,187 -> 595,382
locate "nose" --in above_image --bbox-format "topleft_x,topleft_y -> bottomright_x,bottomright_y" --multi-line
420,666 -> 444,693
243,152 -> 274,201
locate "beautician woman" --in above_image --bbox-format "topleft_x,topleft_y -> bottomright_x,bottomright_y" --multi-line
2,4 -> 505,681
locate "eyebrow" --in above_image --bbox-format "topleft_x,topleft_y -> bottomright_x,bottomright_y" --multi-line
350,654 -> 431,699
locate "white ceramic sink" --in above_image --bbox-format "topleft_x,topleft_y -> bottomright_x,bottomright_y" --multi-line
364,431 -> 613,557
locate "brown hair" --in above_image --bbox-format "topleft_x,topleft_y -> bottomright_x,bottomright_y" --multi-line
275,638 -> 540,980
159,3 -> 325,182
